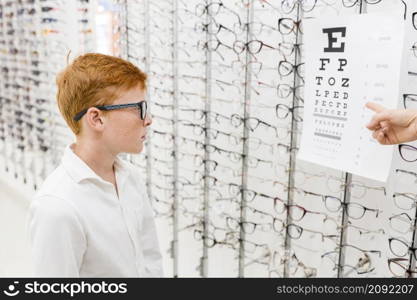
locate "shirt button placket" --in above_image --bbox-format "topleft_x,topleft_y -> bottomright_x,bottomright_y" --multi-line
115,187 -> 140,276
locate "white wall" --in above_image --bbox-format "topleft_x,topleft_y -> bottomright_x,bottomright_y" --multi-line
0,170 -> 33,277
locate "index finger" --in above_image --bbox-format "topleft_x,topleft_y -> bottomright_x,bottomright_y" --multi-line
366,111 -> 391,130
365,102 -> 386,113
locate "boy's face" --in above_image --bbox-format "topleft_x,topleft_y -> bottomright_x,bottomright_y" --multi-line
103,86 -> 151,155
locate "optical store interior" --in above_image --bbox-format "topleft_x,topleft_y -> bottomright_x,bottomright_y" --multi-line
2,0 -> 417,278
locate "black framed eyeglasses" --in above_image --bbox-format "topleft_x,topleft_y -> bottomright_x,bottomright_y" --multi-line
73,101 -> 147,121
403,94 -> 417,109
398,143 -> 417,162
389,238 -> 417,259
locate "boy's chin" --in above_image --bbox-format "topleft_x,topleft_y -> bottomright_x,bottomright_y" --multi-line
131,143 -> 144,154
119,141 -> 144,155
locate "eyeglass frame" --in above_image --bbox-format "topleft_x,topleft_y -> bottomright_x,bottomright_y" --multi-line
388,258 -> 417,278
403,94 -> 417,109
389,237 -> 417,260
398,144 -> 417,162
73,101 -> 147,121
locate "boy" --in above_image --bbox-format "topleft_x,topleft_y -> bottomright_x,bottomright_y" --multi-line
28,53 -> 162,277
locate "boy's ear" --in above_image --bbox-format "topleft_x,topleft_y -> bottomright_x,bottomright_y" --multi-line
85,108 -> 105,131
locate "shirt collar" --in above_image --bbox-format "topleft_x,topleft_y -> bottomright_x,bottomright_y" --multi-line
62,144 -> 130,186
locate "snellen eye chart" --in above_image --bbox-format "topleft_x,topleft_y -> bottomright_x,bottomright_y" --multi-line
298,11 -> 408,182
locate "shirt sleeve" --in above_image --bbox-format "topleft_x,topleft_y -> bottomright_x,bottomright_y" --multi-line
140,191 -> 164,277
28,195 -> 86,277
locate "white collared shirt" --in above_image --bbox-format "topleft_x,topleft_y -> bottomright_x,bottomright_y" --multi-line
28,144 -> 163,277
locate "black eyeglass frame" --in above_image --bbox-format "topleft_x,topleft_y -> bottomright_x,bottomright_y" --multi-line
73,101 -> 147,121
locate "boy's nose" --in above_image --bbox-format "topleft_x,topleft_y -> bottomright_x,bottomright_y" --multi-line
145,113 -> 152,126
